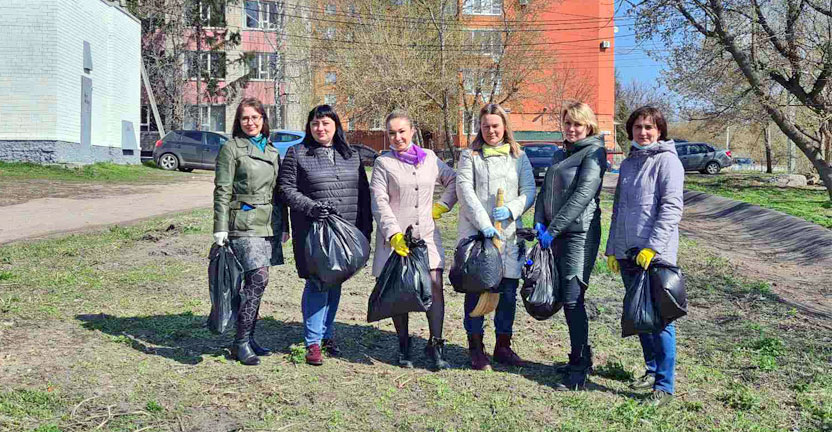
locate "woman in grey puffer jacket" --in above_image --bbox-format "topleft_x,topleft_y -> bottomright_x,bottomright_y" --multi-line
534,102 -> 607,391
606,106 -> 684,408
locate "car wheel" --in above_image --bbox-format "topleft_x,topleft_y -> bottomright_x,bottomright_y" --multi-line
158,153 -> 179,171
705,161 -> 721,175
178,167 -> 194,172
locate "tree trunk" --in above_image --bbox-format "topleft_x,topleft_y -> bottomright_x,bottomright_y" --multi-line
442,91 -> 454,166
764,124 -> 773,174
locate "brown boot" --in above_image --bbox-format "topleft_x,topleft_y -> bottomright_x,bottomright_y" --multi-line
467,334 -> 492,371
493,334 -> 524,367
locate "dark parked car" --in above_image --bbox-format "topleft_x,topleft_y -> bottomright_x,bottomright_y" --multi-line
153,130 -> 228,172
269,130 -> 305,157
522,143 -> 566,184
675,142 -> 733,174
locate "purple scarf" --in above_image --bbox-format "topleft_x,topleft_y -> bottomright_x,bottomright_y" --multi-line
392,143 -> 427,166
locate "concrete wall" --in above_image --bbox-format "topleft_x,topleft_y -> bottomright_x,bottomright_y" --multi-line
0,0 -> 141,164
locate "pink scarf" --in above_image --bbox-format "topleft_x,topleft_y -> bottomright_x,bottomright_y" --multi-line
392,143 -> 427,166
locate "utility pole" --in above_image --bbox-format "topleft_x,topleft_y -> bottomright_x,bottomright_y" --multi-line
725,126 -> 730,150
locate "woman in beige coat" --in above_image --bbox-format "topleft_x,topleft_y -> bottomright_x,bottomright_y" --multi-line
370,110 -> 457,370
456,103 -> 535,370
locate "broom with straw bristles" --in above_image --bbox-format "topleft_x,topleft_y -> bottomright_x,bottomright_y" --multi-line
469,188 -> 504,317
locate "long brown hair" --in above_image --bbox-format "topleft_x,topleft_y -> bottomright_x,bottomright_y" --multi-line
232,98 -> 270,139
470,103 -> 521,157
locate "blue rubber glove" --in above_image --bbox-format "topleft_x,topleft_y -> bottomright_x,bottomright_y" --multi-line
492,206 -> 511,222
481,226 -> 502,239
534,222 -> 546,235
535,223 -> 554,248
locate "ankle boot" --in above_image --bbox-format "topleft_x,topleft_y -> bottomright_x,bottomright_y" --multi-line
424,337 -> 451,370
467,334 -> 491,371
555,345 -> 592,374
249,321 -> 272,357
555,345 -> 591,391
397,336 -> 413,368
493,334 -> 524,367
231,331 -> 260,366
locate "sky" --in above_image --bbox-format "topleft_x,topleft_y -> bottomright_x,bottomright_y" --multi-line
613,1 -> 665,89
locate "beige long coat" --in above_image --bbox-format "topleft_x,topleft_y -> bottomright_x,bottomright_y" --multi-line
455,148 -> 536,279
370,150 -> 458,277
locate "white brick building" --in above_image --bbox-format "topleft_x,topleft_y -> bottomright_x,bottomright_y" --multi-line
0,0 -> 141,164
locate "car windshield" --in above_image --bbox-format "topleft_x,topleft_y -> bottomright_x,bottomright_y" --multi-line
524,146 -> 556,157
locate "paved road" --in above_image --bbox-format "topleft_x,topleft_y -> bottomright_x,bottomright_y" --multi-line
0,178 -> 214,245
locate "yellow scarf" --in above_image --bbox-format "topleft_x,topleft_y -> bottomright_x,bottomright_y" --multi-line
482,143 -> 510,158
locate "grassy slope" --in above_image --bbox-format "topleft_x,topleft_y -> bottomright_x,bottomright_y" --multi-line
684,173 -> 832,229
0,196 -> 829,431
0,162 -> 200,184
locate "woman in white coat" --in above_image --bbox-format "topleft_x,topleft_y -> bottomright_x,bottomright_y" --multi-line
456,103 -> 535,370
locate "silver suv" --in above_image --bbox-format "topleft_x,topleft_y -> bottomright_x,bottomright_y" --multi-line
675,142 -> 733,174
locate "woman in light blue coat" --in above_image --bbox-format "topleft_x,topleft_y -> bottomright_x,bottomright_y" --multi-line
606,106 -> 684,407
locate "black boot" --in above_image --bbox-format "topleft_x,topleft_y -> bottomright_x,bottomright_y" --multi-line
555,345 -> 593,374
231,331 -> 260,366
397,336 -> 413,369
249,320 -> 272,357
555,345 -> 591,391
424,337 -> 451,370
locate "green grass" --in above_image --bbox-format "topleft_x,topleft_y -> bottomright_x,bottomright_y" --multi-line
684,173 -> 832,228
0,197 -> 829,431
0,161 -> 197,183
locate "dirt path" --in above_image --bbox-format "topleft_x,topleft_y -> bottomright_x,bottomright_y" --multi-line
0,177 -> 214,245
604,174 -> 832,318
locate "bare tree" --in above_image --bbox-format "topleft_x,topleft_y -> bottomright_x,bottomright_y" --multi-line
632,0 -> 832,200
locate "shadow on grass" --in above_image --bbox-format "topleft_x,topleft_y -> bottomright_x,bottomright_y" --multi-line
74,312 -> 470,368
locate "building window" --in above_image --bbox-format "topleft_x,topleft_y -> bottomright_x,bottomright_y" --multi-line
140,106 -> 152,131
347,119 -> 355,131
184,105 -> 226,132
370,117 -> 384,130
325,3 -> 336,14
462,69 -> 502,96
263,104 -> 286,129
467,29 -> 502,56
324,72 -> 337,85
323,27 -> 336,39
324,94 -> 337,107
185,0 -> 226,27
185,51 -> 226,80
462,0 -> 502,15
348,3 -> 357,15
245,1 -> 283,29
248,52 -> 280,80
463,110 -> 480,136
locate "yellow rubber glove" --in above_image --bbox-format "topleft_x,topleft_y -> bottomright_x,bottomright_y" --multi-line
432,202 -> 450,220
636,248 -> 657,270
390,232 -> 410,257
607,256 -> 620,274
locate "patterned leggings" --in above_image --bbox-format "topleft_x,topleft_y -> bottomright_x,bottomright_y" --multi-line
236,267 -> 269,341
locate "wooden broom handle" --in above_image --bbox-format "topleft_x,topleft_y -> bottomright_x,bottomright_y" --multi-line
493,188 -> 505,251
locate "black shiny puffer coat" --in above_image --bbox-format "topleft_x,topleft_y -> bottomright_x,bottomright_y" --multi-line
533,135 -> 607,284
277,141 -> 372,279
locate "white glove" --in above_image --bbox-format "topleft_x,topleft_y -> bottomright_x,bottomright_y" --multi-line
213,232 -> 228,246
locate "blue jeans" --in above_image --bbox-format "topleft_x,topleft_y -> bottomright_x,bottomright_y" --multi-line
301,279 -> 342,347
639,323 -> 676,394
463,278 -> 518,335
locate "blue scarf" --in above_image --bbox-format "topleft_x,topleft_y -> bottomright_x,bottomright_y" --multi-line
248,134 -> 268,152
631,140 -> 658,151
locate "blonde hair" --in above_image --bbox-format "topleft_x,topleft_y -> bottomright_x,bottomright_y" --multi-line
385,110 -> 413,130
471,103 -> 521,157
561,102 -> 599,137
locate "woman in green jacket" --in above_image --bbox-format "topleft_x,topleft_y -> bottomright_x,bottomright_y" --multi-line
213,98 -> 289,366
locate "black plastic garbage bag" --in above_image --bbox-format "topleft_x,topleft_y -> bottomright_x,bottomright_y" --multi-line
305,214 -> 371,286
449,233 -> 503,294
367,226 -> 432,322
650,260 -> 688,325
207,243 -> 244,335
521,243 -> 563,320
621,268 -> 663,337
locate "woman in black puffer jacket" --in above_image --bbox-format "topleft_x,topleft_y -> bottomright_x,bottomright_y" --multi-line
277,105 -> 372,366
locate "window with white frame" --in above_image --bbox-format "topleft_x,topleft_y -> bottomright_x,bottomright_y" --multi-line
462,69 -> 502,96
467,29 -> 502,56
463,110 -> 480,136
264,104 -> 286,129
324,94 -> 337,107
325,3 -> 336,14
370,117 -> 384,130
323,26 -> 336,39
324,71 -> 337,85
462,0 -> 502,15
245,0 -> 283,29
185,0 -> 227,27
248,52 -> 279,80
347,119 -> 355,131
185,51 -> 226,79
184,105 -> 226,132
